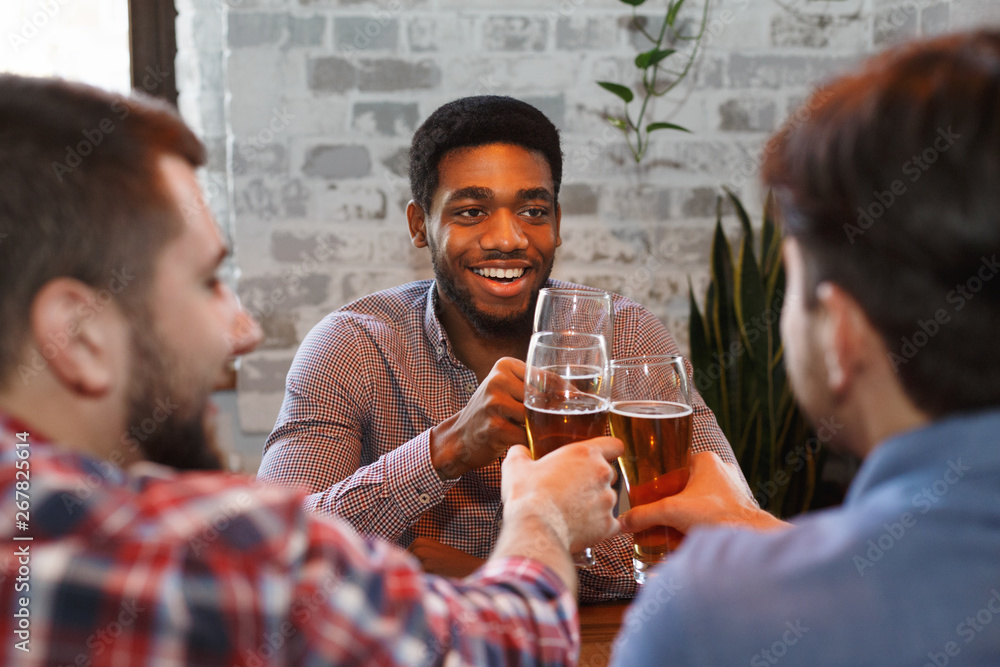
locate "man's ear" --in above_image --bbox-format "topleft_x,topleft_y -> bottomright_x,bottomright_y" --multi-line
30,278 -> 121,396
815,282 -> 873,396
406,200 -> 428,248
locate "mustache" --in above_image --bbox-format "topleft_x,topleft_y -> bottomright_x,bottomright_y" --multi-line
477,250 -> 530,262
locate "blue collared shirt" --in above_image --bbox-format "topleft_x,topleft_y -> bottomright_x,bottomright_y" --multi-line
612,409 -> 1000,666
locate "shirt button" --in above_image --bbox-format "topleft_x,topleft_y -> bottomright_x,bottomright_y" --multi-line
436,345 -> 444,355
418,493 -> 431,504
465,383 -> 477,393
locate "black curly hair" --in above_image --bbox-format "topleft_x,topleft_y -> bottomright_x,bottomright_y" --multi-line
408,95 -> 563,214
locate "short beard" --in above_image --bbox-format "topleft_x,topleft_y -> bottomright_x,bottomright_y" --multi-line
429,244 -> 550,341
125,318 -> 221,471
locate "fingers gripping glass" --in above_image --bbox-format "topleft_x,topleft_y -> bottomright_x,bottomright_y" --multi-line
609,355 -> 693,584
524,331 -> 611,567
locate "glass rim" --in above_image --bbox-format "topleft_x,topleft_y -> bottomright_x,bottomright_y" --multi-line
530,330 -> 607,348
610,354 -> 685,368
537,287 -> 612,300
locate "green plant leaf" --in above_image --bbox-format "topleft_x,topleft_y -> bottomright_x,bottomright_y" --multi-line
666,0 -> 687,26
646,121 -> 691,133
724,186 -> 753,242
688,279 -> 719,417
635,48 -> 677,69
597,81 -> 634,103
620,0 -> 647,5
607,117 -> 628,131
709,218 -> 736,438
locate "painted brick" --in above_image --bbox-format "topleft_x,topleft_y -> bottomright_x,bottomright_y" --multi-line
357,59 -> 441,91
315,184 -> 389,222
482,16 -> 548,52
770,13 -> 867,50
289,16 -> 326,47
302,145 -> 372,179
353,101 -> 419,136
729,53 -> 860,89
920,3 -> 950,35
559,183 -> 599,216
229,12 -> 285,48
335,17 -> 399,51
718,97 -> 776,132
521,94 -> 566,130
238,357 -> 294,393
308,57 -> 358,92
271,231 -> 374,264
556,17 -> 618,50
874,5 -> 919,47
381,147 -> 409,177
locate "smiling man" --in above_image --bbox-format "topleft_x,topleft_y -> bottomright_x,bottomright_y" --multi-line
258,96 -> 743,601
0,77 -> 625,664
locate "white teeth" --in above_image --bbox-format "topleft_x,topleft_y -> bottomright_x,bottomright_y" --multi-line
474,267 -> 525,279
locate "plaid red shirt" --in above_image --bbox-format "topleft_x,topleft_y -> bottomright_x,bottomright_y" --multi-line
259,280 -> 739,602
0,416 -> 579,665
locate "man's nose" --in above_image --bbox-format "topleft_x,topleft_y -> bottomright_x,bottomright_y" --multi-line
480,209 -> 529,253
230,309 -> 263,356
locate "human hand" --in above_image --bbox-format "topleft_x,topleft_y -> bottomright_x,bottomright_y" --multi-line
408,538 -> 485,578
430,357 -> 527,480
500,438 -> 623,554
619,452 -> 790,536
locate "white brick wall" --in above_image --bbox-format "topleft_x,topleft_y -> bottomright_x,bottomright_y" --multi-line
175,0 -> 1000,434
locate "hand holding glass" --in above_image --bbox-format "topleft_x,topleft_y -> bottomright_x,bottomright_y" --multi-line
524,331 -> 610,567
610,355 -> 692,584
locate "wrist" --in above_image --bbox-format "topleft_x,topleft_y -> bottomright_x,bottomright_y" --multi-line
503,497 -> 571,553
429,419 -> 465,480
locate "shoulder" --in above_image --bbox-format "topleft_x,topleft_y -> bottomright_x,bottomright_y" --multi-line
296,281 -> 432,359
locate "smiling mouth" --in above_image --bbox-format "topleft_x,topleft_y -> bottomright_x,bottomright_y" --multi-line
472,267 -> 526,283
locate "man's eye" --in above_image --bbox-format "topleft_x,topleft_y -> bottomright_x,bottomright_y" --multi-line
522,207 -> 547,218
457,208 -> 487,218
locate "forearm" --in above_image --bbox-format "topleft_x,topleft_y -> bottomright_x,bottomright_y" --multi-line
492,500 -> 578,598
304,430 -> 455,541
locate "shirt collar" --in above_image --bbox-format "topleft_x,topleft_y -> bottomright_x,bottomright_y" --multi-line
422,281 -> 452,362
844,407 -> 1000,505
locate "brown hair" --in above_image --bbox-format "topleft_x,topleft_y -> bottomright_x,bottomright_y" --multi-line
762,31 -> 1000,416
0,75 -> 205,386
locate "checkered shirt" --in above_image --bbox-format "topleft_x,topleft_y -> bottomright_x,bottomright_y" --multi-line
258,279 -> 739,603
0,415 -> 579,665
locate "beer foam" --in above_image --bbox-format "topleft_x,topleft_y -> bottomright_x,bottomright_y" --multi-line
610,400 -> 692,419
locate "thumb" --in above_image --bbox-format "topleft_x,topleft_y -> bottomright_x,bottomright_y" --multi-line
502,444 -> 533,468
620,496 -> 689,534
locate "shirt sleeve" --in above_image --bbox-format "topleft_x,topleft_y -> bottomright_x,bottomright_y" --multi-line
257,313 -> 456,542
293,509 -> 580,666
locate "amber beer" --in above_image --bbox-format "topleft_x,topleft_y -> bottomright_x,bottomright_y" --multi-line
610,400 -> 693,568
526,393 -> 609,459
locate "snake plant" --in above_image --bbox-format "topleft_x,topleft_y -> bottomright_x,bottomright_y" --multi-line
688,189 -> 825,518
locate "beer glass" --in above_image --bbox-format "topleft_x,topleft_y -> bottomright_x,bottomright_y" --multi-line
524,331 -> 611,567
534,288 -> 614,358
609,355 -> 692,583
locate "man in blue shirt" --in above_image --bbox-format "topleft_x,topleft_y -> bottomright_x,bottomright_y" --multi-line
612,30 -> 1000,666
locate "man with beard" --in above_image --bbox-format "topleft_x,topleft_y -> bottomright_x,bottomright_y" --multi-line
611,31 -> 1000,665
0,75 -> 624,664
258,96 -> 743,601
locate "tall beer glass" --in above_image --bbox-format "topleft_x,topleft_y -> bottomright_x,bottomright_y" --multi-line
525,331 -> 610,566
534,287 -> 613,358
609,355 -> 692,583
